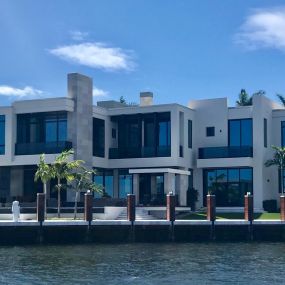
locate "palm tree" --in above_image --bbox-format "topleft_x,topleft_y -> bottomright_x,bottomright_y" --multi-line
34,154 -> 55,217
236,89 -> 265,106
236,89 -> 252,106
52,149 -> 83,218
277,94 -> 285,106
70,168 -> 102,219
265,146 -> 285,194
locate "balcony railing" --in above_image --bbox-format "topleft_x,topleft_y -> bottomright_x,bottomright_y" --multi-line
198,146 -> 253,159
109,146 -> 171,159
15,141 -> 73,155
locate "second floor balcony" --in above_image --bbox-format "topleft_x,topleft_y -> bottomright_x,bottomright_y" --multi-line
15,141 -> 73,155
109,146 -> 171,159
198,146 -> 253,159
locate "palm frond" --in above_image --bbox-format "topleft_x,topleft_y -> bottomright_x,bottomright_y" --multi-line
277,94 -> 285,106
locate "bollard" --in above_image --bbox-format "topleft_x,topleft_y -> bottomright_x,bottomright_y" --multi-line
280,195 -> 285,221
244,194 -> 254,222
166,194 -> 176,222
84,192 -> 93,223
127,194 -> 136,222
37,193 -> 45,223
207,195 -> 216,221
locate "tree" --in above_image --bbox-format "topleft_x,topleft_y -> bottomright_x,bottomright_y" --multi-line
236,89 -> 252,106
277,94 -> 285,106
265,146 -> 285,194
119,96 -> 126,104
34,154 -> 55,217
236,89 -> 265,106
70,168 -> 102,219
52,149 -> 83,218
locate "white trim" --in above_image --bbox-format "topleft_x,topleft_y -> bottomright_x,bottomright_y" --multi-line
129,168 -> 190,175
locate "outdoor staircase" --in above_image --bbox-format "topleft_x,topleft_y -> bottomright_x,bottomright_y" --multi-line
116,208 -> 157,220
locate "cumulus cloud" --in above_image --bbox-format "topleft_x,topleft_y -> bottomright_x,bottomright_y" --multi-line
234,7 -> 285,51
93,86 -> 108,97
0,85 -> 43,98
69,30 -> 89,41
49,42 -> 134,71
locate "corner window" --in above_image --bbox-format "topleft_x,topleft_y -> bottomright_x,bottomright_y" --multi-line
188,120 -> 192,148
0,115 -> 5,155
206,127 -> 215,137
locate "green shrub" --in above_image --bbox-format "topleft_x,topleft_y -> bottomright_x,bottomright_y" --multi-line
263,200 -> 277,212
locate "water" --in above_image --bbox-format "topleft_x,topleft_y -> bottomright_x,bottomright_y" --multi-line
0,243 -> 284,284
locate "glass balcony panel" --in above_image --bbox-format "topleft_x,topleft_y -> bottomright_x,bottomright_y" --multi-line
198,146 -> 253,159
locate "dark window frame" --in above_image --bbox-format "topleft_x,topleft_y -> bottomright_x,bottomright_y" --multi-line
188,120 -> 192,148
264,118 -> 267,148
228,118 -> 253,147
206,126 -> 215,137
0,115 -> 5,155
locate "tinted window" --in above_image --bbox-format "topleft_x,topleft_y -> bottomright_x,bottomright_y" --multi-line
281,121 -> 285,147
206,127 -> 215,137
264,118 -> 267,148
93,118 -> 105,157
229,119 -> 252,147
0,115 -> 5,155
188,120 -> 192,148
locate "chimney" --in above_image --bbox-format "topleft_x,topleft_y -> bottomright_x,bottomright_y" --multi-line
140,92 -> 153,106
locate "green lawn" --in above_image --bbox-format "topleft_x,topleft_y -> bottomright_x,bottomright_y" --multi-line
179,212 -> 281,220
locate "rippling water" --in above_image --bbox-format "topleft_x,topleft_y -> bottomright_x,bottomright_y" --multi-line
0,243 -> 284,284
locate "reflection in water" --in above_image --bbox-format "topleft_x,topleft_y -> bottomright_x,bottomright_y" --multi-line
0,243 -> 285,284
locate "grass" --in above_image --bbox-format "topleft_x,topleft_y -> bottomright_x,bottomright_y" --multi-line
179,212 -> 281,220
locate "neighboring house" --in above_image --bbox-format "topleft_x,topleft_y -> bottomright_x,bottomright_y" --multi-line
0,73 -> 284,210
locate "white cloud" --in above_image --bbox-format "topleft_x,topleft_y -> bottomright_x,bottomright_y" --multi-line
0,85 -> 43,98
234,7 -> 285,51
49,42 -> 134,71
69,30 -> 89,41
93,86 -> 108,97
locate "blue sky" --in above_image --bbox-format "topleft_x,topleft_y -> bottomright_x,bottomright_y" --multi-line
0,0 -> 285,106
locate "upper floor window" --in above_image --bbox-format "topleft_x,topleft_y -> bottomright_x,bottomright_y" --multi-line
93,118 -> 105,157
206,127 -> 215,137
264,118 -> 267,148
0,115 -> 5,155
228,119 -> 252,147
281,121 -> 285,147
17,112 -> 67,144
188,120 -> 192,148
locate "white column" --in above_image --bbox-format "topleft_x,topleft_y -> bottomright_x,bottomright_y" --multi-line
164,173 -> 175,194
132,173 -> 139,205
179,174 -> 188,206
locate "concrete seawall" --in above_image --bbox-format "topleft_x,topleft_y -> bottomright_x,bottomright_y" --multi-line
0,220 -> 285,244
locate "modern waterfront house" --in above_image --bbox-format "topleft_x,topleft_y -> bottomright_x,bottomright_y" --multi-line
0,73 -> 284,211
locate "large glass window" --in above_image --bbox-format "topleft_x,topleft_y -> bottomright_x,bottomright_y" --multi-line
93,168 -> 114,198
93,118 -> 105,157
119,169 -> 133,198
203,168 -> 253,207
0,115 -> 5,155
17,112 -> 67,144
229,119 -> 252,147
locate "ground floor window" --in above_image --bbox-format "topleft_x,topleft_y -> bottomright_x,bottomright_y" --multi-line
93,168 -> 114,198
203,168 -> 253,207
119,169 -> 133,198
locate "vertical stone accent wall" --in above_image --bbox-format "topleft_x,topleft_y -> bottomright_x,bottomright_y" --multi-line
67,73 -> 93,169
